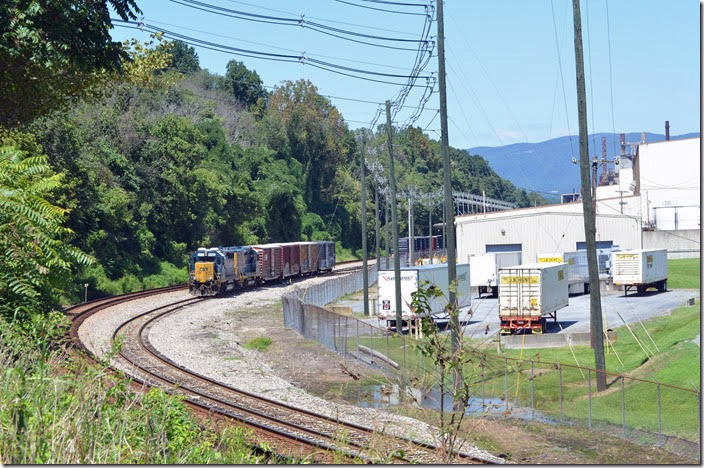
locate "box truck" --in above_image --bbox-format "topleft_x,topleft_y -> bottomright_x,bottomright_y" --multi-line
611,249 -> 668,295
498,263 -> 568,334
377,263 -> 470,332
469,251 -> 522,297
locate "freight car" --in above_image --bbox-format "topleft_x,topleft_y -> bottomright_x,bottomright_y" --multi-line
189,240 -> 336,296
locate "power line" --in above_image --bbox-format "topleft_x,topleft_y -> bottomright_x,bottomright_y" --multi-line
147,19 -> 417,73
169,0 -> 431,46
550,0 -> 575,158
114,21 -> 434,86
446,13 -> 528,142
605,0 -> 618,158
359,0 -> 430,7
334,0 -> 428,16
221,0 -> 420,36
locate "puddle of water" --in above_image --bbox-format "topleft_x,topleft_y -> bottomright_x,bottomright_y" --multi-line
346,383 -> 557,424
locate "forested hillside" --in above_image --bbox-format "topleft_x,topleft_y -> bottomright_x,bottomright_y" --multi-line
4,37 -> 545,302
3,31 -> 545,306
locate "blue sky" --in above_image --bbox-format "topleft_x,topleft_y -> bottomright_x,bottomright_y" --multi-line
109,0 -> 700,150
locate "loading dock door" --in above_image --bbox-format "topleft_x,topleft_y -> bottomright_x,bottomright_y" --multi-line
576,241 -> 613,250
486,243 -> 522,253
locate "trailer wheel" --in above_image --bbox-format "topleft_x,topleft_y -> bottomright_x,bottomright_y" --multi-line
541,317 -> 547,333
637,285 -> 645,294
657,280 -> 667,292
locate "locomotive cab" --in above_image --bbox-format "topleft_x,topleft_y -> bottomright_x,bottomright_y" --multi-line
189,248 -> 225,296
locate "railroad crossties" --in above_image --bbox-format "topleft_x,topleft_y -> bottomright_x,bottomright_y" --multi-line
74,275 -> 501,463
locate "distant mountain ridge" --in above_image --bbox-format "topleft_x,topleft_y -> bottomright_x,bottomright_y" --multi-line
468,132 -> 700,195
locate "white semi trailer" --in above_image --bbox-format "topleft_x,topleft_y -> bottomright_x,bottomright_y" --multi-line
498,263 -> 568,334
469,251 -> 522,297
612,249 -> 668,295
377,263 -> 470,332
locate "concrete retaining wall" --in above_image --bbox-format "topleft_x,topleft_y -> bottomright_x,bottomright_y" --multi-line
642,229 -> 700,259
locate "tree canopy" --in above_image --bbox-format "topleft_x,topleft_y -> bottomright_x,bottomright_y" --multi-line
0,0 -> 141,127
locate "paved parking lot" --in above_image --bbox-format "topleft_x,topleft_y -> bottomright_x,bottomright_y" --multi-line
459,288 -> 699,339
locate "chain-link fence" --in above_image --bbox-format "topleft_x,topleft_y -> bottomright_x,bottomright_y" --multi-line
281,273 -> 701,461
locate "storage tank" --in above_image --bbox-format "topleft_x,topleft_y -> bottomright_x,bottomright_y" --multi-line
498,263 -> 568,334
377,263 -> 470,332
611,249 -> 668,295
469,251 -> 522,297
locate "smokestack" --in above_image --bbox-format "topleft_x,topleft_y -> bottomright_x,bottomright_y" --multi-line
665,120 -> 670,140
620,133 -> 626,155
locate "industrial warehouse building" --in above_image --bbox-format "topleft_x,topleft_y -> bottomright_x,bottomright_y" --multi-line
456,134 -> 700,262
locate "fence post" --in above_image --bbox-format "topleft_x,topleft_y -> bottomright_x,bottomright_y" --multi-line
657,383 -> 662,445
481,358 -> 485,409
356,319 -> 360,353
504,357 -> 509,410
530,360 -> 535,421
403,333 -> 407,391
369,323 -> 373,365
559,364 -> 563,422
621,375 -> 626,439
345,315 -> 348,356
588,368 -> 592,429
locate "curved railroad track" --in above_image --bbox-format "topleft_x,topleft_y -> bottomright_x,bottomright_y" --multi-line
67,274 -> 495,463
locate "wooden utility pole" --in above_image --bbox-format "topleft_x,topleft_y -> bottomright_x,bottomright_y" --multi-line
436,0 -> 461,399
375,184 -> 380,264
385,100 -> 403,334
360,135 -> 369,317
385,196 -> 390,269
572,0 -> 606,391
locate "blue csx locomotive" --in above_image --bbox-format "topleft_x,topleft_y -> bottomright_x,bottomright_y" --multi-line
188,241 -> 336,296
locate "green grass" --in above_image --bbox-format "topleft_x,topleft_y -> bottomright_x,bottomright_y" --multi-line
356,300 -> 701,440
477,300 -> 701,439
0,323 -> 266,463
243,336 -> 273,351
667,257 -> 700,289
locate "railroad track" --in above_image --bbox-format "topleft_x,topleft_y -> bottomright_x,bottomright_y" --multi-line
68,282 -> 494,463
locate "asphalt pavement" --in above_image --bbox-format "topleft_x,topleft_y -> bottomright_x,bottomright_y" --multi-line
459,288 -> 699,339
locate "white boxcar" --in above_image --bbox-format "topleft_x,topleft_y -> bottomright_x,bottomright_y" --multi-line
469,251 -> 522,297
498,263 -> 568,334
377,263 -> 470,331
611,249 -> 668,295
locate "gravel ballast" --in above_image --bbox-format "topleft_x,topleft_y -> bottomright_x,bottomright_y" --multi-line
78,279 -> 501,463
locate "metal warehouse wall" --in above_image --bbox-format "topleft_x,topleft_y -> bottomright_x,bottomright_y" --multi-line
642,229 -> 700,259
456,211 -> 641,263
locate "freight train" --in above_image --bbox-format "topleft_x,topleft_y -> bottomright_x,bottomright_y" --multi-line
188,241 -> 336,296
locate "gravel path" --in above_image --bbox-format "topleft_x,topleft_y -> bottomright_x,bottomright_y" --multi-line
78,280 -> 501,463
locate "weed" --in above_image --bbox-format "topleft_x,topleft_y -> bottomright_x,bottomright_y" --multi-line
243,336 -> 273,351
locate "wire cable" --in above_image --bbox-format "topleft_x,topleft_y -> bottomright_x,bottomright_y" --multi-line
550,0 -> 574,158
605,0 -> 618,158
113,21 -> 434,86
334,0 -> 428,16
171,0 -> 430,45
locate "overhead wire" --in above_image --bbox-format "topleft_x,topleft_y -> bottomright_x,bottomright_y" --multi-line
147,19 -> 419,72
585,0 -> 598,155
113,21 -> 434,86
605,0 -> 618,158
334,0 -> 428,16
446,12 -> 528,142
549,0 -> 575,158
169,0 -> 430,45
222,0 -> 419,36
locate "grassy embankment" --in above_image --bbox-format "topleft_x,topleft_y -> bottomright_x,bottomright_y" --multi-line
347,258 -> 700,439
0,316 -> 283,464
